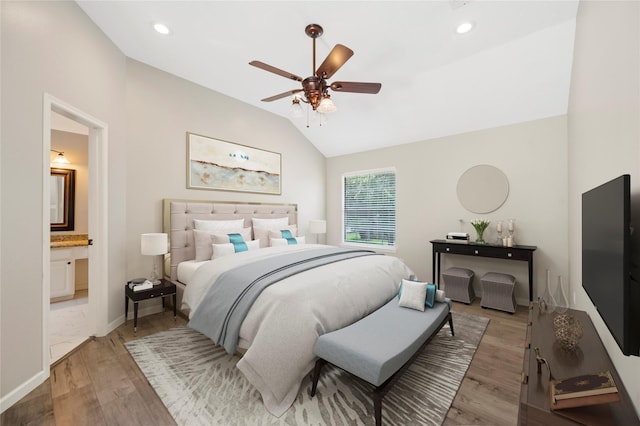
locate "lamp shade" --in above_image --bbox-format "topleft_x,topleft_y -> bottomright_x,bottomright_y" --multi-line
141,233 -> 168,255
308,220 -> 327,234
317,96 -> 336,114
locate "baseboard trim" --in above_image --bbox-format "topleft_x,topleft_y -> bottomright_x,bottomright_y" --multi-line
0,370 -> 48,414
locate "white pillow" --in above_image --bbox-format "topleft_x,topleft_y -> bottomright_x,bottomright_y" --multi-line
251,217 -> 289,228
193,218 -> 245,231
270,236 -> 306,247
435,289 -> 446,303
398,279 -> 427,311
193,228 -> 250,261
212,239 -> 260,259
254,225 -> 297,248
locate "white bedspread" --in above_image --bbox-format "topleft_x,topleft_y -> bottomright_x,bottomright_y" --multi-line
182,244 -> 414,417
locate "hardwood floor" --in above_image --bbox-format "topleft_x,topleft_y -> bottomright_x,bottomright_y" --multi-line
445,301 -> 529,425
2,300 -> 528,426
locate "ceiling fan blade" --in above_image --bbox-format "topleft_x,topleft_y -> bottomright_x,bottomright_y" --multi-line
316,44 -> 354,79
261,89 -> 303,102
330,81 -> 382,94
249,61 -> 303,82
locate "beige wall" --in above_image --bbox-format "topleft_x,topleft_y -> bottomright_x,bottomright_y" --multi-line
124,58 -> 326,281
568,0 -> 640,413
1,0 -> 128,402
327,116 -> 569,306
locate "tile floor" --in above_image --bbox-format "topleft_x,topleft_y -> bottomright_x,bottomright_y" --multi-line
49,294 -> 90,364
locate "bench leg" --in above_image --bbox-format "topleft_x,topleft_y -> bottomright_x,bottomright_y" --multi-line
448,312 -> 455,336
373,393 -> 383,426
310,358 -> 327,397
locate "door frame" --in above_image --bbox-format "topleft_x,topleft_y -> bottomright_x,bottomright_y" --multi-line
42,94 -> 109,371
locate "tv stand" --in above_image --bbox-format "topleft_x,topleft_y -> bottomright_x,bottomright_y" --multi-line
519,303 -> 639,425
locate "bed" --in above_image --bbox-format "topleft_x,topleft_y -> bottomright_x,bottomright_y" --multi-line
163,199 -> 414,417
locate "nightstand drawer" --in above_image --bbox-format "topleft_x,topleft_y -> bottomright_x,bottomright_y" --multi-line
145,286 -> 174,298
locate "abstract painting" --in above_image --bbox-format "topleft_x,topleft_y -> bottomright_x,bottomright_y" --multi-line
187,132 -> 281,194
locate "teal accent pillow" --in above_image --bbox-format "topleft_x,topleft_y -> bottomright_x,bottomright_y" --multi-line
280,229 -> 297,245
425,283 -> 436,308
397,279 -> 438,308
228,233 -> 248,252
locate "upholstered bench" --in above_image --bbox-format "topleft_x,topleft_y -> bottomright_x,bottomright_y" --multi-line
481,272 -> 517,313
442,267 -> 475,304
311,297 -> 453,426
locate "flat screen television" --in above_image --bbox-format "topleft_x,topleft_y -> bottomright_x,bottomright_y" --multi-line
582,174 -> 639,356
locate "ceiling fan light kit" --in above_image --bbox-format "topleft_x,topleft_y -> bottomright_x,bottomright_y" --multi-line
290,97 -> 304,117
250,23 -> 381,119
317,94 -> 336,114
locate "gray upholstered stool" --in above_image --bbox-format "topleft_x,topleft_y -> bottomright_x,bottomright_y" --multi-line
480,272 -> 517,313
442,267 -> 475,304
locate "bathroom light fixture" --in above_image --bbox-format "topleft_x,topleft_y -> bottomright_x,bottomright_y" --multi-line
153,22 -> 171,35
50,149 -> 70,164
456,21 -> 474,34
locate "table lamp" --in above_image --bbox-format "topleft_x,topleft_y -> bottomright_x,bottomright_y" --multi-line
141,233 -> 168,284
308,220 -> 327,244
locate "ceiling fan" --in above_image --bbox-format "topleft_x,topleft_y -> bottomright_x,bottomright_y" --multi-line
249,24 -> 381,114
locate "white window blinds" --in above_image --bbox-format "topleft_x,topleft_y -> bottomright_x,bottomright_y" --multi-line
342,168 -> 396,248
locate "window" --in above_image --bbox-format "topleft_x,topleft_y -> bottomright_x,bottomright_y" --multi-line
342,168 -> 396,249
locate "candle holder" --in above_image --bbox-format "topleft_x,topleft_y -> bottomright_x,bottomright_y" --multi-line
507,218 -> 515,246
496,220 -> 503,245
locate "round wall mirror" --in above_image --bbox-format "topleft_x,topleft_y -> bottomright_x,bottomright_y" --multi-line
457,165 -> 509,214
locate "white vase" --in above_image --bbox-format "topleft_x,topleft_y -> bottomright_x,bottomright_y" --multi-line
540,269 -> 557,313
554,275 -> 568,314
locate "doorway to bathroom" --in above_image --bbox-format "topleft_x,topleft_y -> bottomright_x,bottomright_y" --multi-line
49,114 -> 90,364
43,94 -> 109,369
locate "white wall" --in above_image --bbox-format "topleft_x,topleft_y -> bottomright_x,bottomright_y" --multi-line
567,0 -> 640,414
327,116 -> 569,306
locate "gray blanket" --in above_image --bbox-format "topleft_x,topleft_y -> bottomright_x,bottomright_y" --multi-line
188,247 -> 377,354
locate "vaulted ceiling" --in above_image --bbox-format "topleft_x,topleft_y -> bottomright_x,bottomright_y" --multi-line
77,1 -> 579,157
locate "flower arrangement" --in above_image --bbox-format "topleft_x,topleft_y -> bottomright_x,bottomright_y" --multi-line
470,219 -> 490,244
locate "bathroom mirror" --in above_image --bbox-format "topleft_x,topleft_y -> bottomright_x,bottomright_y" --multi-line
50,168 -> 75,231
457,164 -> 509,214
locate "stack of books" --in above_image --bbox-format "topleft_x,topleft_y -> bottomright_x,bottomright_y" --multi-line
446,232 -> 469,242
549,370 -> 620,410
128,278 -> 154,292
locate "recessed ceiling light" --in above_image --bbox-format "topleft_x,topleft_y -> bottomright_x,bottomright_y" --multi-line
153,23 -> 171,35
456,21 -> 474,34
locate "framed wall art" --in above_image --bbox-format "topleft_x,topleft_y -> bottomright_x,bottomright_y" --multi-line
187,132 -> 281,194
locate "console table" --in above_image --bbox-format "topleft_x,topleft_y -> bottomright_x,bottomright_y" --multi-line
519,303 -> 639,425
430,239 -> 537,302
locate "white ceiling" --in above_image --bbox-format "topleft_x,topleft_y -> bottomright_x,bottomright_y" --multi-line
76,0 -> 579,157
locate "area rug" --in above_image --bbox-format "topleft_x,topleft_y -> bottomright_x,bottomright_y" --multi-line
125,310 -> 488,426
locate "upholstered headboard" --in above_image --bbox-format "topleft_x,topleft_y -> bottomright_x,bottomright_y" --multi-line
163,199 -> 297,282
